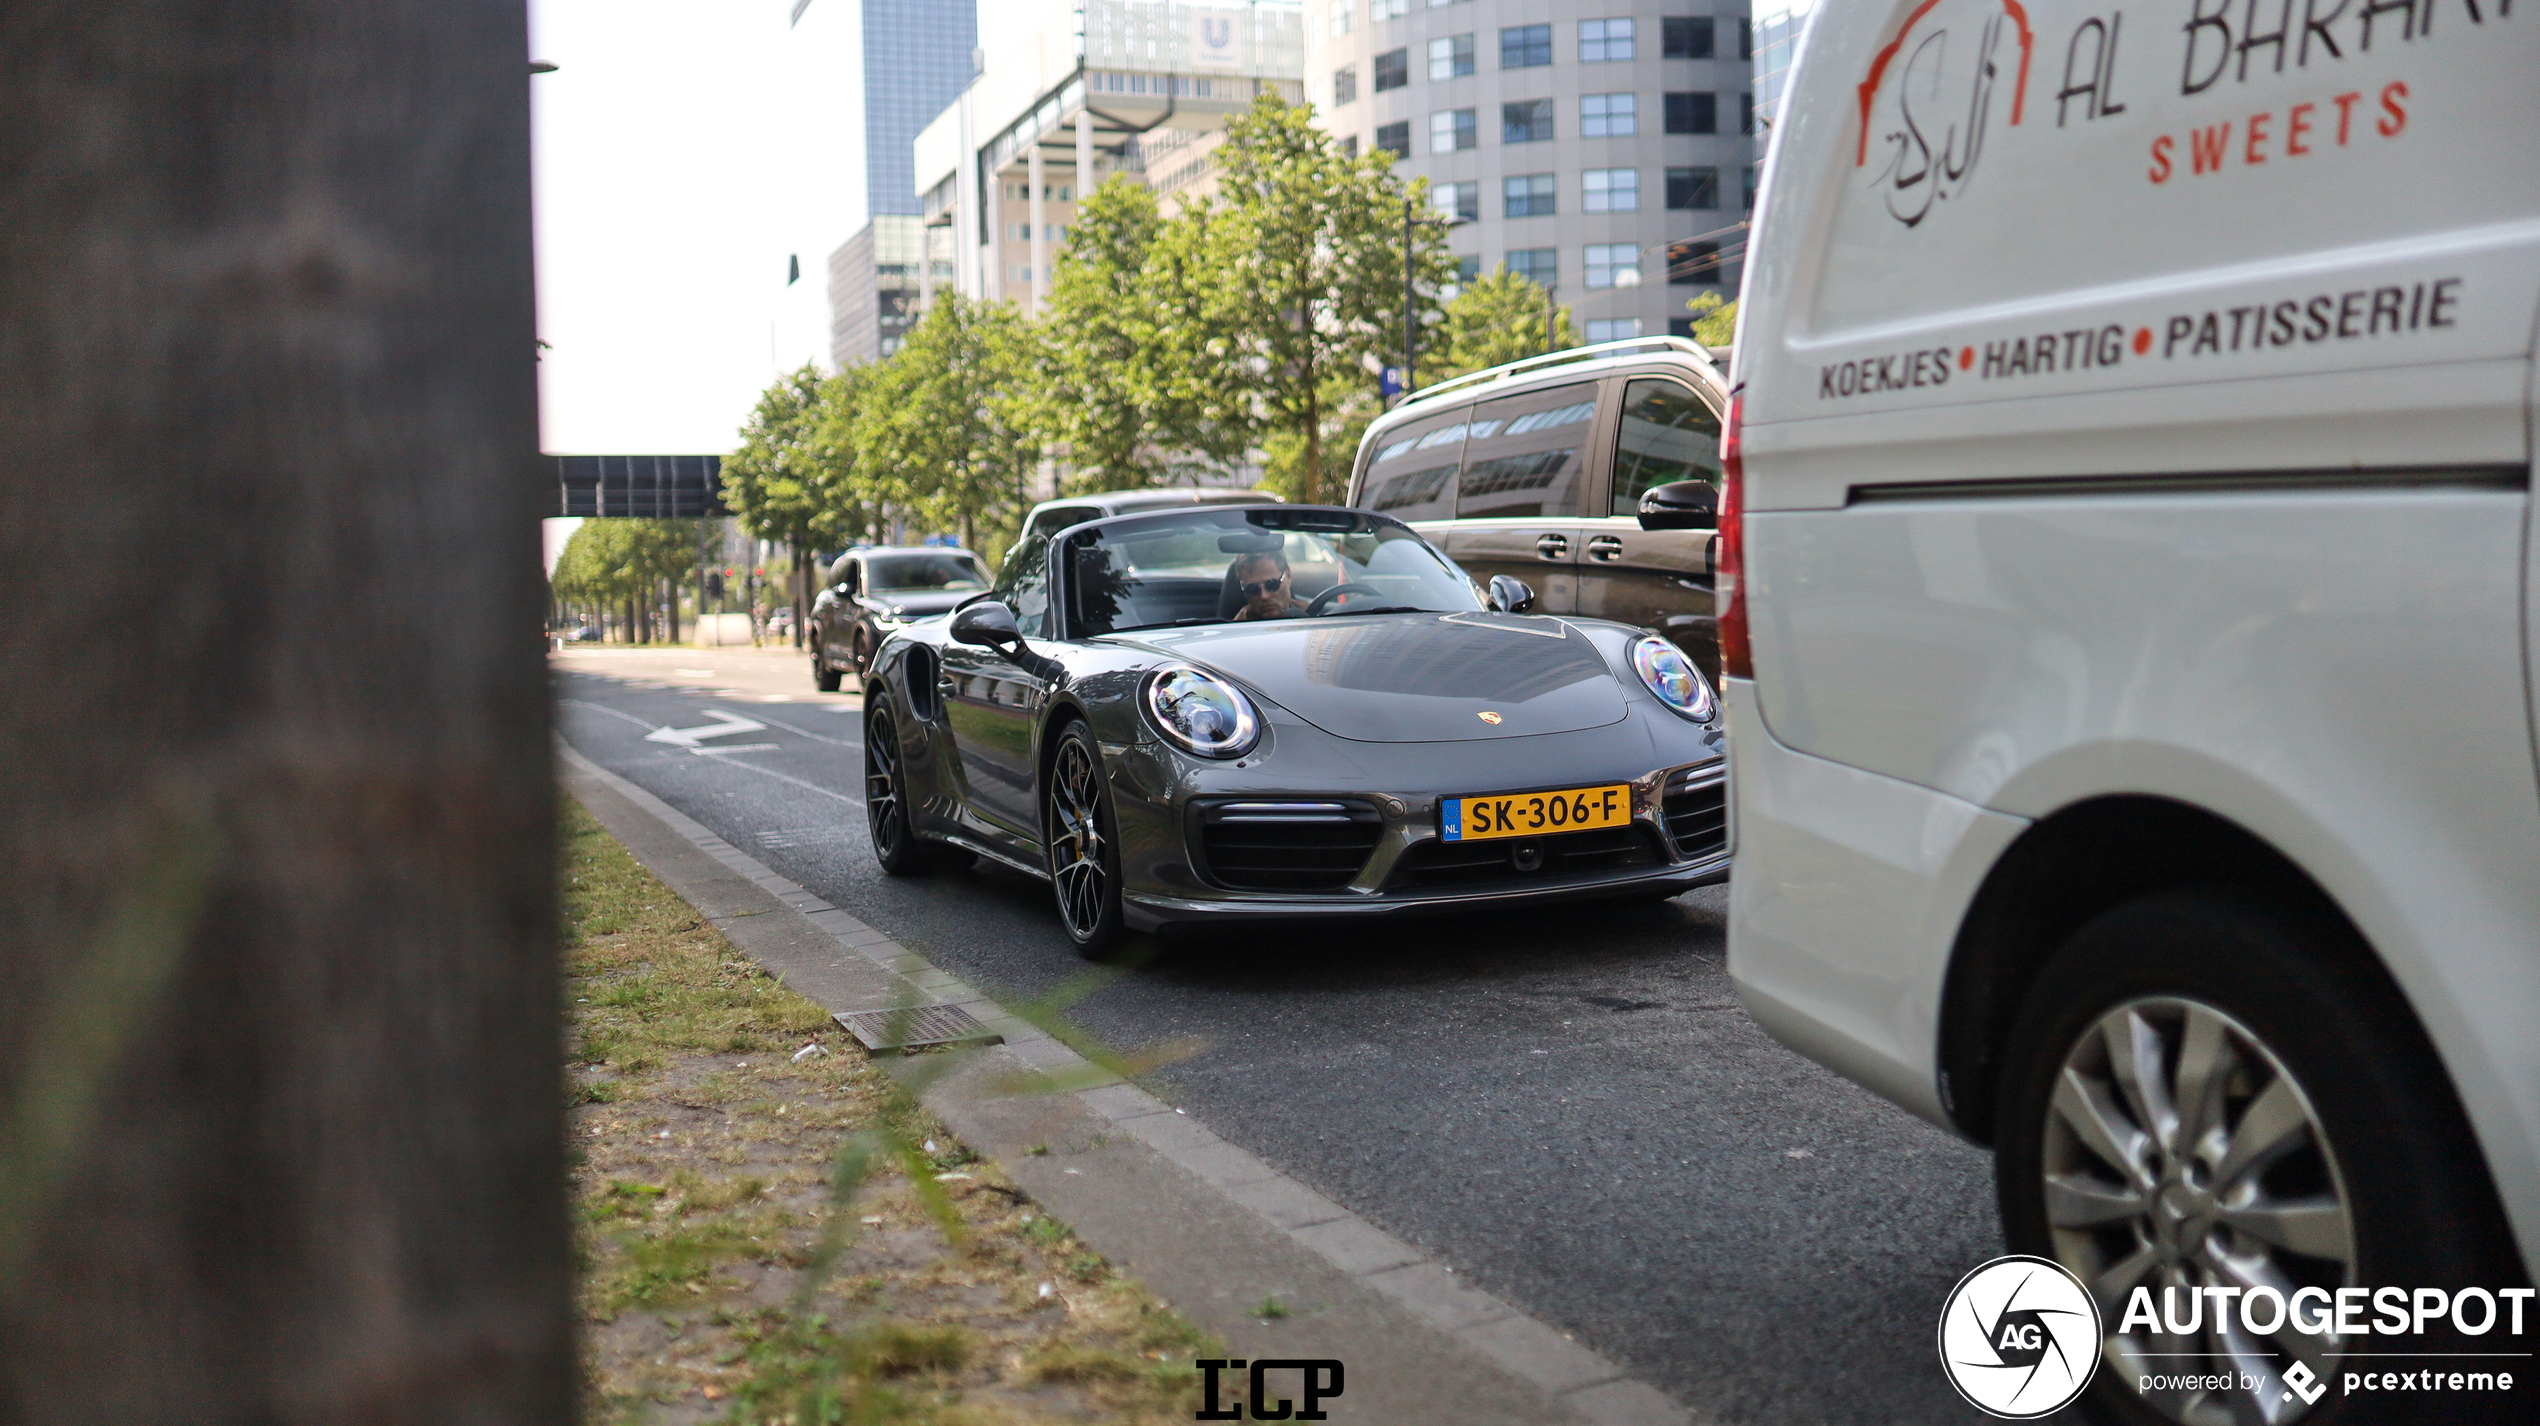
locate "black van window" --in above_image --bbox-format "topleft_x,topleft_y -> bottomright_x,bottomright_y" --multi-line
1460,382 -> 1599,519
1610,378 -> 1722,516
1354,405 -> 1470,521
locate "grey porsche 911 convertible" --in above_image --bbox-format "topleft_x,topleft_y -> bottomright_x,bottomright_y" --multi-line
861,503 -> 1727,955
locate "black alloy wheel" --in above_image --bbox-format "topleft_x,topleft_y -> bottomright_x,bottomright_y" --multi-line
1995,889 -> 2527,1426
1043,721 -> 1125,957
864,701 -> 935,875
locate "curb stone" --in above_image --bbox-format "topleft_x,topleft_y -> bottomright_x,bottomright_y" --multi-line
560,741 -> 1695,1426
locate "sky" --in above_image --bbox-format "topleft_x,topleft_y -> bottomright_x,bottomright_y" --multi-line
530,0 -> 1035,458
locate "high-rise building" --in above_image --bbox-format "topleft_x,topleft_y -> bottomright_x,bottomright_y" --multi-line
796,0 -> 979,369
1306,1 -> 1755,344
912,0 -> 1306,312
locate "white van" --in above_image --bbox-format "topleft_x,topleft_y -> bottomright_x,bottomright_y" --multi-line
1728,4 -> 2536,1421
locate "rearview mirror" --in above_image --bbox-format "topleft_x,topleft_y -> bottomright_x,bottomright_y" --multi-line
1637,480 -> 1718,531
1488,575 -> 1537,615
950,600 -> 1023,653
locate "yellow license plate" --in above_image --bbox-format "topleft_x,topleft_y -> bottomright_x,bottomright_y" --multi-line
1441,783 -> 1631,842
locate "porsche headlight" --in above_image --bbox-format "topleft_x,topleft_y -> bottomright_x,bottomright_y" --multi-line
1144,665 -> 1260,758
1629,636 -> 1716,722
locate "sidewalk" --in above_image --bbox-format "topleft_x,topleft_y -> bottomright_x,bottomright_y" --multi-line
561,745 -> 1696,1426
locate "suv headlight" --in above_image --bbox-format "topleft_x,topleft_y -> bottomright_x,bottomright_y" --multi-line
1144,665 -> 1260,757
1629,636 -> 1716,722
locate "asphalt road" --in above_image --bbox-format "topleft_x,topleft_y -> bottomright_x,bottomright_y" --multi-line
556,659 -> 2012,1424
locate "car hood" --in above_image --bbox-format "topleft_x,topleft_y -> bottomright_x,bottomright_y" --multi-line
1113,612 -> 1626,742
869,591 -> 974,618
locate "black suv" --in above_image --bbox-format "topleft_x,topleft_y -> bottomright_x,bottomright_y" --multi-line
809,546 -> 992,691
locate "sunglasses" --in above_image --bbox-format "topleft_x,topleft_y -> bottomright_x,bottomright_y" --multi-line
1240,575 -> 1285,597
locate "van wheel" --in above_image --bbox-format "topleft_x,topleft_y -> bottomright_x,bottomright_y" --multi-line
1994,890 -> 2525,1425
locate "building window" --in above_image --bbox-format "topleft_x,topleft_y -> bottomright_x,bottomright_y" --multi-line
1743,166 -> 1758,209
1587,317 -> 1643,343
1583,168 -> 1639,212
1428,33 -> 1475,80
1503,173 -> 1556,217
1456,254 -> 1483,283
1581,92 -> 1637,137
1340,134 -> 1360,157
1741,92 -> 1755,135
1665,166 -> 1720,209
1665,91 -> 1717,134
1668,240 -> 1723,285
1432,180 -> 1479,222
1374,120 -> 1411,158
1579,17 -> 1635,61
1431,108 -> 1477,152
1585,243 -> 1639,289
1427,0 -> 1470,6
1502,98 -> 1554,143
1662,16 -> 1714,58
1371,0 -> 1409,17
1740,18 -> 1753,58
1373,47 -> 1409,92
1500,24 -> 1552,68
1507,247 -> 1557,287
1333,65 -> 1357,106
1328,0 -> 1354,38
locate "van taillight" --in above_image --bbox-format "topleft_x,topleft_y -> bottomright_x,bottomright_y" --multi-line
1716,394 -> 1750,680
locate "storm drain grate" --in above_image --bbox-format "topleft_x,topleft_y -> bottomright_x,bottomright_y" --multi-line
833,1004 -> 1002,1054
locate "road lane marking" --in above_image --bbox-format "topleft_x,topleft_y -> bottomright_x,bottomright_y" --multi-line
750,711 -> 862,748
557,698 -> 661,732
644,709 -> 768,747
693,743 -> 782,755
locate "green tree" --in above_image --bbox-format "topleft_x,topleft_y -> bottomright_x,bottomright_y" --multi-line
551,519 -> 708,643
723,364 -> 829,643
1432,266 -> 1582,381
1181,92 -> 1457,504
1685,290 -> 1738,348
1038,178 -> 1240,491
854,293 -> 1042,553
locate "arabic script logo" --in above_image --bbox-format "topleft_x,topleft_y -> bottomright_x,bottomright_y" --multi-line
1938,1255 -> 2100,1418
1855,0 -> 2034,228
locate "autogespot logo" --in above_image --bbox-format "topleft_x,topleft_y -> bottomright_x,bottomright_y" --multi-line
1939,1255 -> 2102,1417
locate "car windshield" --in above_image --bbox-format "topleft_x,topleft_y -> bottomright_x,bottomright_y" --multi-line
1061,507 -> 1483,637
866,552 -> 989,595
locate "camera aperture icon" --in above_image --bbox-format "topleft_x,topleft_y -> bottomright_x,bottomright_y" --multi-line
1938,1255 -> 2102,1418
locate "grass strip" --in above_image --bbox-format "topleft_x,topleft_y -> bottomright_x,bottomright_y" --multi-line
563,798 -> 1215,1424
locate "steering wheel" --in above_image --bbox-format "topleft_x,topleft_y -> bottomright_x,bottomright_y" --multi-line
1306,583 -> 1387,616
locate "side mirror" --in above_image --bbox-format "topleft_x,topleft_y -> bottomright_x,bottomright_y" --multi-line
1488,575 -> 1537,615
1637,480 -> 1719,531
950,600 -> 1023,653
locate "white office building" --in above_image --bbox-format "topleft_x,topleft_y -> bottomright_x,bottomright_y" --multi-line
1305,1 -> 1756,342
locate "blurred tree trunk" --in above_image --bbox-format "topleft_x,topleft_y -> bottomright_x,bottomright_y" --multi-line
0,3 -> 572,1424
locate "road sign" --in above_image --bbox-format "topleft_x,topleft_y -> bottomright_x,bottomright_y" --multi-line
553,454 -> 728,518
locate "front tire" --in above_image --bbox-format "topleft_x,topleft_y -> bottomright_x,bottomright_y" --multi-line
1042,721 -> 1125,958
1994,889 -> 2524,1426
812,629 -> 843,692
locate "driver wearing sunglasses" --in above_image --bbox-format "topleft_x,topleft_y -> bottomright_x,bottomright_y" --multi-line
1229,551 -> 1304,621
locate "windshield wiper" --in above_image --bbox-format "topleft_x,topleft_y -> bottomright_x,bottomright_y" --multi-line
1314,605 -> 1433,617
1111,617 -> 1226,632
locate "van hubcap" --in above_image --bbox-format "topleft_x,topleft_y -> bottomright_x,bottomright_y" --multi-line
2042,996 -> 2354,1425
